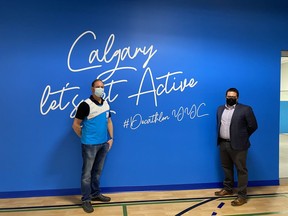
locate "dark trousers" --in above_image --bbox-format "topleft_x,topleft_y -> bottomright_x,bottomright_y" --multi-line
219,141 -> 248,199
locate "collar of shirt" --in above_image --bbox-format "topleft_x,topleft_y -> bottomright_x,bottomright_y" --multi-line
90,95 -> 104,105
225,104 -> 236,110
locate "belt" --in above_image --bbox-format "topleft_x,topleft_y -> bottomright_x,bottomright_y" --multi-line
220,138 -> 231,142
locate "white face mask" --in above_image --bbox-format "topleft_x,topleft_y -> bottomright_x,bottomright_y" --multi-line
94,87 -> 104,97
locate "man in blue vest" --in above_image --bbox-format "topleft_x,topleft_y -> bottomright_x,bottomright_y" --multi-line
215,88 -> 258,206
72,79 -> 114,213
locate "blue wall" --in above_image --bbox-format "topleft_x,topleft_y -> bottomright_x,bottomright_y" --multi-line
0,0 -> 287,198
280,102 -> 288,133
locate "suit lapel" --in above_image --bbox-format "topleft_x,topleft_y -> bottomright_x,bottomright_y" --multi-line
230,104 -> 240,124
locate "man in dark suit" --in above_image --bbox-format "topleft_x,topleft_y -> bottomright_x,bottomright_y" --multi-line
215,88 -> 258,206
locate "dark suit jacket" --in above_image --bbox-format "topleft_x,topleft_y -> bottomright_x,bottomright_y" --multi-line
217,103 -> 258,150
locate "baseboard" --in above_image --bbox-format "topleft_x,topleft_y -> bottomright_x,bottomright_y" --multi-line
0,180 -> 279,199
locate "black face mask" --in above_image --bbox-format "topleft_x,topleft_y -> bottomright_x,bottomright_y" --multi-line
226,98 -> 237,106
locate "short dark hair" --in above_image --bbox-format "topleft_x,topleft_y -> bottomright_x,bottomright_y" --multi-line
226,88 -> 239,97
91,79 -> 103,87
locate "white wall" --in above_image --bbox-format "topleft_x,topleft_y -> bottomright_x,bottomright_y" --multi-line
281,58 -> 288,101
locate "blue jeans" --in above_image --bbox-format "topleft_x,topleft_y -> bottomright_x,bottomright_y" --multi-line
81,143 -> 109,202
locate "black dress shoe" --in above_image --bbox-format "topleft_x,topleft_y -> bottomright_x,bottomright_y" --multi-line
91,194 -> 111,202
82,201 -> 94,213
215,189 -> 233,196
231,197 -> 247,206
